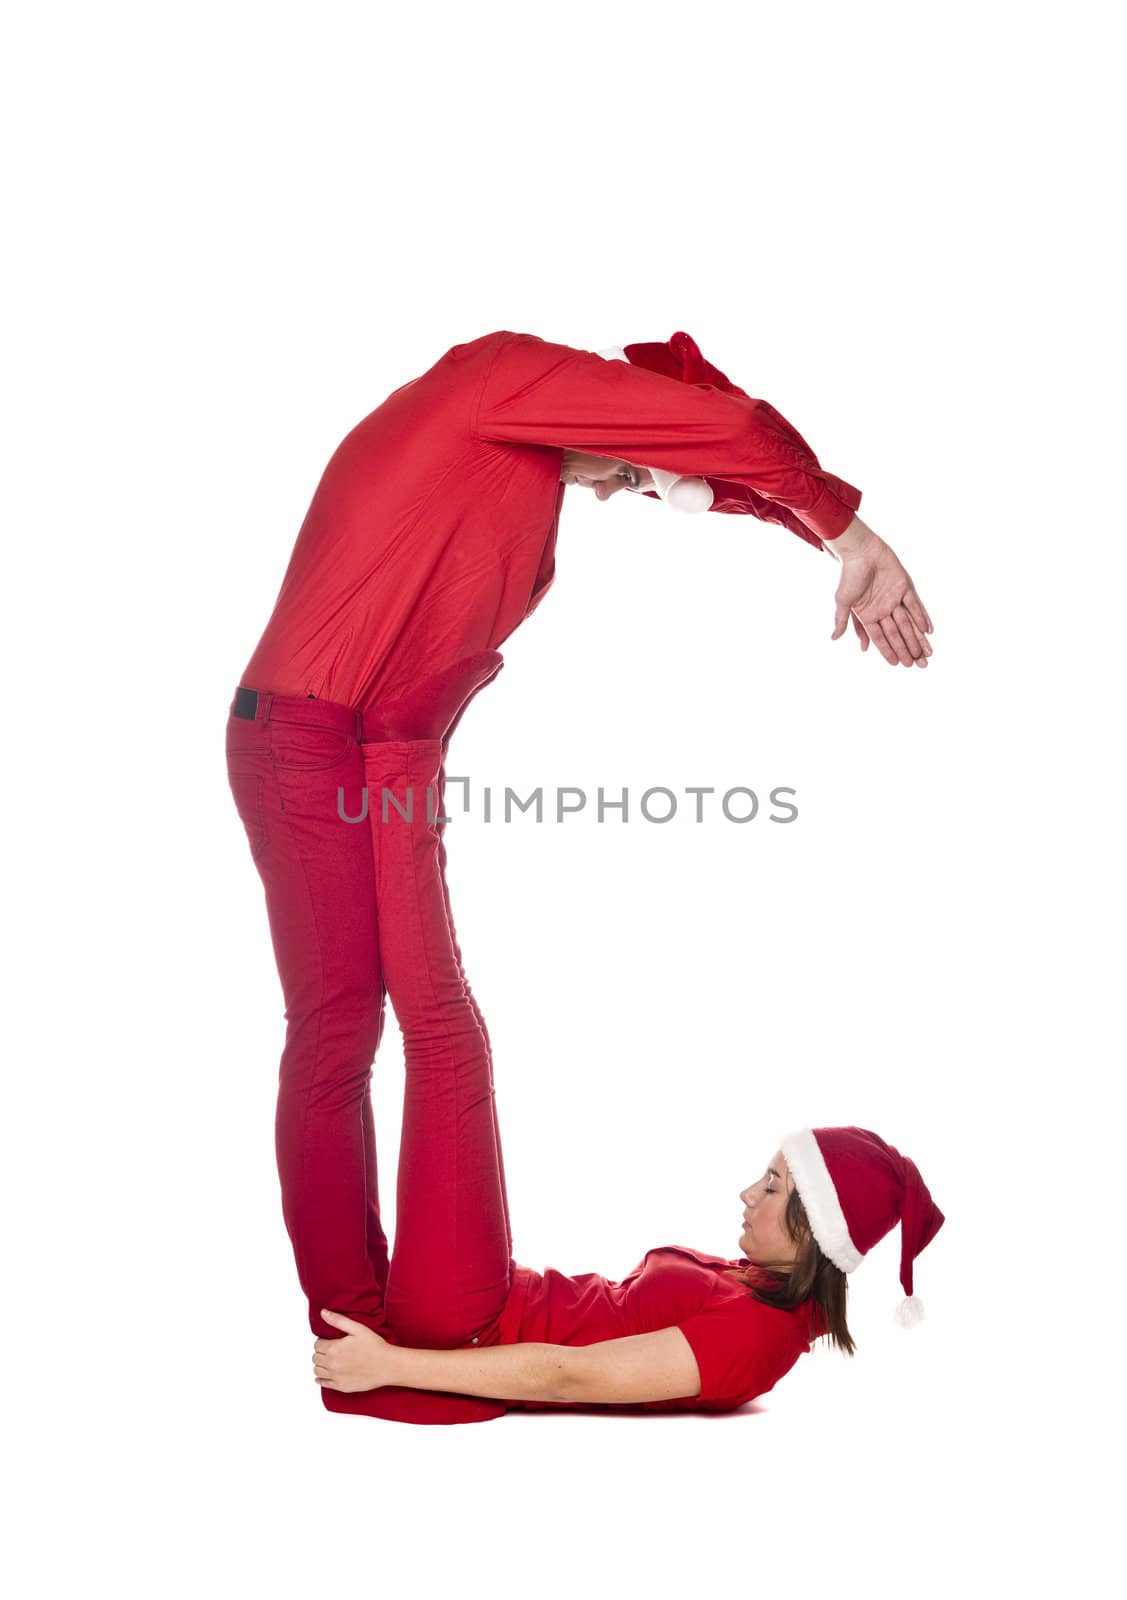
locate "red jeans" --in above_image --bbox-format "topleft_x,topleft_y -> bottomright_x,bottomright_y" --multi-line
224,662 -> 513,1424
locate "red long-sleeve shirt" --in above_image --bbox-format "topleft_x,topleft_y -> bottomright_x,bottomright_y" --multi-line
496,1245 -> 825,1415
238,330 -> 862,711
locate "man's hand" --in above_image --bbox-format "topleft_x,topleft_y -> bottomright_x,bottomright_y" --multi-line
313,1309 -> 393,1393
827,516 -> 934,668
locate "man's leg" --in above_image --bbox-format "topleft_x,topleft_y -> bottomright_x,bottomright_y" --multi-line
316,654 -> 516,1423
434,776 -> 513,1259
317,656 -> 515,1424
367,736 -> 513,1350
225,690 -> 391,1338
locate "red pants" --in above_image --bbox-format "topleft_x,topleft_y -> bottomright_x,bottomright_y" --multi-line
224,655 -> 514,1424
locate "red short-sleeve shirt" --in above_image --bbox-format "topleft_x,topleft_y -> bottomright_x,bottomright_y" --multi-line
496,1245 -> 825,1415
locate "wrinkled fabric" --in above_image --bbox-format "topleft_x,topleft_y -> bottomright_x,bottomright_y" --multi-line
498,1246 -> 823,1415
238,330 -> 862,711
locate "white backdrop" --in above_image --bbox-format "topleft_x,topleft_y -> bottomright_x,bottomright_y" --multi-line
5,1 -> 1120,1595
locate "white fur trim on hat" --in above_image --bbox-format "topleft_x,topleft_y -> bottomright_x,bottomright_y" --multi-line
779,1128 -> 864,1274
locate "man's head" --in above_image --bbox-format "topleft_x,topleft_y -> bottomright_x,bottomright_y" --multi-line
559,450 -> 656,501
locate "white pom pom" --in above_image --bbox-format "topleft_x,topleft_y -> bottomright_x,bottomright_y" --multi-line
894,1295 -> 926,1329
646,466 -> 714,514
665,476 -> 714,513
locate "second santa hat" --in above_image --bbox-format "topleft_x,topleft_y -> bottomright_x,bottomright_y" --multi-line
596,343 -> 715,512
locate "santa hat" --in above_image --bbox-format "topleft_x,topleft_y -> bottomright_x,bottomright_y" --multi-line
596,343 -> 715,512
778,1126 -> 945,1328
597,333 -> 855,550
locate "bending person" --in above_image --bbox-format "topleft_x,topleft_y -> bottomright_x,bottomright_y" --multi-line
308,655 -> 944,1424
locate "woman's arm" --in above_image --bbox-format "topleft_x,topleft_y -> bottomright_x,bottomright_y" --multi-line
390,1328 -> 703,1406
561,1328 -> 702,1404
387,1341 -> 577,1403
314,1312 -> 702,1406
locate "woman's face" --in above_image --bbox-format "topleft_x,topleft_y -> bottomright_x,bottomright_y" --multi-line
559,450 -> 655,500
738,1149 -> 801,1268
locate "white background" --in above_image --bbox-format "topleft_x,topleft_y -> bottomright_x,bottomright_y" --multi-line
5,1 -> 1121,1594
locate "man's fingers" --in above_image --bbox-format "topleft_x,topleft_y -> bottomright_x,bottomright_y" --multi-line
851,613 -> 869,651
865,618 -> 899,666
904,588 -> 933,635
906,611 -> 933,662
831,593 -> 851,640
892,605 -> 928,666
875,611 -> 915,666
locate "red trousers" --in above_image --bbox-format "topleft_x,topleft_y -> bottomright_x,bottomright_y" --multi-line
224,654 -> 515,1424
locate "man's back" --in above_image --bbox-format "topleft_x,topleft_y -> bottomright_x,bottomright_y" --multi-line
238,330 -> 563,710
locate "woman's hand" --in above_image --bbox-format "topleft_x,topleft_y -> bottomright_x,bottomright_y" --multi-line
828,516 -> 934,668
313,1309 -> 394,1393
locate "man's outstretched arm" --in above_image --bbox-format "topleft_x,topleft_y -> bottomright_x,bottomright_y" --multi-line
473,333 -> 935,667
472,330 -> 859,544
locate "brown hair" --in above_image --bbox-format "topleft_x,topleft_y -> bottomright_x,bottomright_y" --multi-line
732,1184 -> 856,1356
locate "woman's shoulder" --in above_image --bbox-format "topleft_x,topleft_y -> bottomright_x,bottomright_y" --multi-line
641,1243 -> 741,1268
650,1246 -> 825,1336
640,1243 -> 765,1283
630,1244 -> 771,1302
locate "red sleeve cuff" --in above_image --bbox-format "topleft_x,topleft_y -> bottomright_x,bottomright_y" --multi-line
794,483 -> 859,542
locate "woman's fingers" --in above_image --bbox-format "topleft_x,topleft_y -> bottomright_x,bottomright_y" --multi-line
851,613 -> 869,651
313,1334 -> 345,1389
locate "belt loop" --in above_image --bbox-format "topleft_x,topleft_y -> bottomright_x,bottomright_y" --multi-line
262,692 -> 275,727
354,707 -> 364,742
